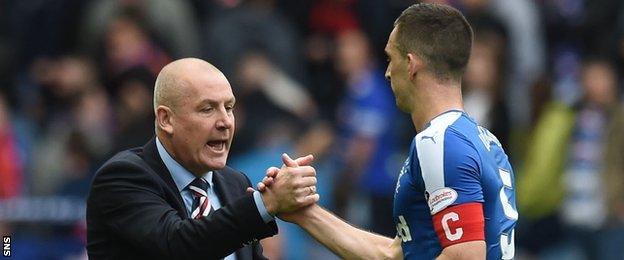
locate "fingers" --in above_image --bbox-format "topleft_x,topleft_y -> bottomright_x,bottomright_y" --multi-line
260,176 -> 274,188
257,166 -> 276,191
303,193 -> 320,205
282,153 -> 299,167
299,176 -> 317,187
294,185 -> 317,199
293,154 -> 314,166
266,167 -> 279,178
291,166 -> 316,177
259,166 -> 278,192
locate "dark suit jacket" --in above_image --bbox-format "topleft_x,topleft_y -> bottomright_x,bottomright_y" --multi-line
86,137 -> 278,259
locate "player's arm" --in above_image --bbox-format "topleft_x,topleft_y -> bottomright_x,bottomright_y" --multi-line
431,202 -> 486,260
287,203 -> 403,260
258,155 -> 402,259
437,241 -> 485,259
417,127 -> 487,260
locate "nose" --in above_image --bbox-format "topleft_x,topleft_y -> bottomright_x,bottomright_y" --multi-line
215,108 -> 234,131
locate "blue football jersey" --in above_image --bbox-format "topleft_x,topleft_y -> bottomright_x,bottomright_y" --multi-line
393,110 -> 517,259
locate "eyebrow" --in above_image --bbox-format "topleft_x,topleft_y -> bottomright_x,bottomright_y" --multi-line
197,97 -> 236,107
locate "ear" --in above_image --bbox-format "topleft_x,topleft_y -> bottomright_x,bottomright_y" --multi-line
406,53 -> 423,80
156,105 -> 174,135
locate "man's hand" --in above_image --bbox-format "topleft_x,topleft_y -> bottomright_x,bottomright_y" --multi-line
258,153 -> 319,215
247,154 -> 314,193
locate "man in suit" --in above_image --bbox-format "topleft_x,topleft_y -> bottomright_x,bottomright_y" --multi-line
86,58 -> 319,259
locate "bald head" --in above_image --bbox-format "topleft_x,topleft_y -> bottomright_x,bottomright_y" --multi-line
153,58 -> 236,174
153,58 -> 226,112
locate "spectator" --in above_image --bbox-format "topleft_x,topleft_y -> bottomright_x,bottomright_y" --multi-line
0,91 -> 23,198
111,67 -> 155,151
332,30 -> 406,237
462,26 -> 511,149
518,58 -> 624,259
80,0 -> 200,59
204,0 -> 302,80
101,10 -> 171,81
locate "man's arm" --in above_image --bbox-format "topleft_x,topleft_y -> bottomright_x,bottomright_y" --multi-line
283,201 -> 483,260
257,156 -> 401,259
430,202 -> 486,260
285,204 -> 403,260
88,162 -> 274,258
437,241 -> 485,260
87,155 -> 317,258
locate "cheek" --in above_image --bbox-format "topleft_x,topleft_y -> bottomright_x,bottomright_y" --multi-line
392,66 -> 402,80
182,118 -> 210,142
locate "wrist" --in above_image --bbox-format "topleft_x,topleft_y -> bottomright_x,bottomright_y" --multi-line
260,192 -> 277,215
291,204 -> 319,224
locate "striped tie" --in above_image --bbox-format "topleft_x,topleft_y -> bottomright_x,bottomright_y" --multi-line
189,178 -> 211,219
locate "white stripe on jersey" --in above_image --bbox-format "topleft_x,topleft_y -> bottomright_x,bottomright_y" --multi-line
415,111 -> 462,214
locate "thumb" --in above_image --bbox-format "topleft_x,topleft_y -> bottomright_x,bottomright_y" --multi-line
246,187 -> 255,194
294,154 -> 315,166
282,153 -> 299,167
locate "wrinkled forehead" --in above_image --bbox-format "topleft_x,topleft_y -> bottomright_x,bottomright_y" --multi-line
181,70 -> 234,103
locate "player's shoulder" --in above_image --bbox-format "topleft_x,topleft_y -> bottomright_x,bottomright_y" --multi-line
415,110 -> 475,149
414,111 -> 481,177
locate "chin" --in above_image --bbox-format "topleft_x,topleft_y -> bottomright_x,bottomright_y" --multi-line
204,158 -> 228,170
206,162 -> 226,171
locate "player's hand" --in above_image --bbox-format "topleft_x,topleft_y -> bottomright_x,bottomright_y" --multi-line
259,153 -> 319,215
252,154 -> 314,192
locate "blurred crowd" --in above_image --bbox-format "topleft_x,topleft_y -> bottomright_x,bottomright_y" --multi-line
0,0 -> 624,259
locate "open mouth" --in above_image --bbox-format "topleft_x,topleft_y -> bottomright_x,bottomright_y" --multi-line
206,140 -> 226,152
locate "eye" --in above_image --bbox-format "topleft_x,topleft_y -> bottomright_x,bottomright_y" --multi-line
201,107 -> 214,113
227,104 -> 236,113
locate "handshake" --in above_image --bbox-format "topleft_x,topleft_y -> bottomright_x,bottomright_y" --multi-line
248,153 -> 319,222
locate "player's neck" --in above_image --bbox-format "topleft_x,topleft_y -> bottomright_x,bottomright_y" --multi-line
410,81 -> 464,132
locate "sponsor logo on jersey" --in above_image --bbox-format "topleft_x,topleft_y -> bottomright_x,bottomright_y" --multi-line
420,135 -> 436,143
428,187 -> 458,214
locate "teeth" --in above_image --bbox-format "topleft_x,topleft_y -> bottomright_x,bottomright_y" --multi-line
207,141 -> 224,151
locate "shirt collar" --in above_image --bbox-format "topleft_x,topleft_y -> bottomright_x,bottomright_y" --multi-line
422,109 -> 465,130
155,137 -> 213,192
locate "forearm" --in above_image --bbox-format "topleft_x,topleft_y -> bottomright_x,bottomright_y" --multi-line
435,241 -> 486,260
292,204 -> 400,260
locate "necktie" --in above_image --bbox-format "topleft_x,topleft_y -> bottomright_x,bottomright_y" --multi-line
189,178 -> 211,219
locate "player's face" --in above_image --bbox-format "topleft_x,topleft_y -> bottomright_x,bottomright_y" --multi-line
169,71 -> 236,174
385,27 -> 413,113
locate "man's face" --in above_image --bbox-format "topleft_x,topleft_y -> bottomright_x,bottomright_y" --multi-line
384,27 -> 413,113
169,71 -> 235,174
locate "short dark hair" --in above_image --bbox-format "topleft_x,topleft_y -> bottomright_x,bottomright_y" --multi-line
394,3 -> 473,82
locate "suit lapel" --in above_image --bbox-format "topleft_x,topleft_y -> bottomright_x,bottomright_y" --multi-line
142,139 -> 258,259
212,169 -> 234,206
142,137 -> 188,218
213,169 -> 253,260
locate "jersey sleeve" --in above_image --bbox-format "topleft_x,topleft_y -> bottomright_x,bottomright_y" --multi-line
416,127 -> 485,247
416,127 -> 483,214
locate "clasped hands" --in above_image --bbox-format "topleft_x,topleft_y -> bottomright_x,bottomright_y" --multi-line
250,153 -> 319,221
